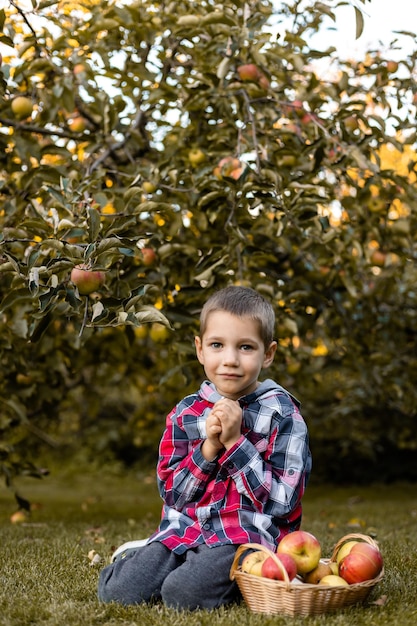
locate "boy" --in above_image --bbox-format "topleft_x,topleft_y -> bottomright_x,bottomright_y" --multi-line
98,285 -> 311,610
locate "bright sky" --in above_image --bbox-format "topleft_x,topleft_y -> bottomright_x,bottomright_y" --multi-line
327,0 -> 416,58
0,0 -> 414,57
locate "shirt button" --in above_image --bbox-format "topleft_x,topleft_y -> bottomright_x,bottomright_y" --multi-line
203,523 -> 211,530
288,469 -> 295,475
226,461 -> 234,470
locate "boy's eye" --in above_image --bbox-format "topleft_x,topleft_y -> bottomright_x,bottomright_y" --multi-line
240,344 -> 254,351
210,342 -> 222,349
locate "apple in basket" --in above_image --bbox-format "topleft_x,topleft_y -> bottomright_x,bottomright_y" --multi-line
303,559 -> 334,584
241,550 -> 267,576
339,542 -> 383,584
261,553 -> 298,581
319,574 -> 349,587
335,540 -> 359,565
277,530 -> 321,575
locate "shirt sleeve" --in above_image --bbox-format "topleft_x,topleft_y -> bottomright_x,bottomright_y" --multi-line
218,399 -> 311,519
156,407 -> 218,511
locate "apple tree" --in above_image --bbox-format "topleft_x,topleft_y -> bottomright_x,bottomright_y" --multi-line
1,0 -> 416,503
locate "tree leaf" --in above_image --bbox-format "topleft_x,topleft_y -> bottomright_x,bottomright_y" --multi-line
355,6 -> 365,39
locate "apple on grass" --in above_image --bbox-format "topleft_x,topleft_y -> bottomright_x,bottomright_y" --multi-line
277,530 -> 321,575
339,543 -> 383,584
261,553 -> 297,581
10,510 -> 29,524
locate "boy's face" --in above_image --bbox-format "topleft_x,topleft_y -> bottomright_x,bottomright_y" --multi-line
195,310 -> 277,400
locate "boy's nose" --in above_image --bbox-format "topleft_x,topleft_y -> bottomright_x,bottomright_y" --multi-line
222,348 -> 239,366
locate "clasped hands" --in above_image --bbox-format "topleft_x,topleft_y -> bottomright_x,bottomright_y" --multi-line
202,398 -> 242,460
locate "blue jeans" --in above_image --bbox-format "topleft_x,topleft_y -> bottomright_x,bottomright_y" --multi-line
97,541 -> 240,610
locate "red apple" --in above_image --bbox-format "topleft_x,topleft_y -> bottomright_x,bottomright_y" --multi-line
277,530 -> 321,575
73,63 -> 87,76
213,156 -> 240,179
70,264 -> 105,295
140,247 -> 156,266
258,73 -> 270,90
300,112 -> 315,126
237,63 -> 260,82
370,250 -> 386,267
261,553 -> 297,581
213,156 -> 248,181
237,64 -> 269,90
292,99 -> 305,118
339,543 -> 383,584
10,510 -> 28,524
386,60 -> 399,73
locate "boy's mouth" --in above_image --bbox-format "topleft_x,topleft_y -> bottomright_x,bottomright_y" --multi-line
219,373 -> 241,379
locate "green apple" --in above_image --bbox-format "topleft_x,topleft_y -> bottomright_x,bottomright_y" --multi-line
11,96 -> 33,120
241,550 -> 267,576
319,574 -> 349,587
335,540 -> 359,565
188,148 -> 206,167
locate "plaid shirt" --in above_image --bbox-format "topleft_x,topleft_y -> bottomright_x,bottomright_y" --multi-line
149,379 -> 312,554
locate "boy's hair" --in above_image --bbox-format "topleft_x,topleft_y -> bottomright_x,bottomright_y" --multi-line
199,286 -> 276,347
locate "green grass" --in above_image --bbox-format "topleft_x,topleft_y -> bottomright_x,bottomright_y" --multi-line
1,468 -> 416,626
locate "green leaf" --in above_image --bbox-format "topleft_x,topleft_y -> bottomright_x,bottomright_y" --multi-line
0,289 -> 33,314
355,6 -> 365,39
88,207 -> 101,242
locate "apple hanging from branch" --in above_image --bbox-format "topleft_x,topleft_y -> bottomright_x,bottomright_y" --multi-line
213,156 -> 249,181
140,247 -> 157,266
70,264 -> 106,295
237,63 -> 269,90
11,96 -> 34,120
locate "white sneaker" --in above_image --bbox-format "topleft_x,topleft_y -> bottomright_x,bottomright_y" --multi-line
111,539 -> 149,562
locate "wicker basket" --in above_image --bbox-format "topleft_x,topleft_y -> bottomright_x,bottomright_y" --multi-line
230,533 -> 384,617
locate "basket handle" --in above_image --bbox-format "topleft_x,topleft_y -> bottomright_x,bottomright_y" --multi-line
330,533 -> 380,562
230,542 -> 292,589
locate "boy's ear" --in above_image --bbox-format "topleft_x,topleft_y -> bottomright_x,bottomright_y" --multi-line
263,341 -> 277,368
195,336 -> 204,364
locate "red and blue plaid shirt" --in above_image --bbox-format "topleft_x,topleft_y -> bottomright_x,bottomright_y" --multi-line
149,379 -> 312,554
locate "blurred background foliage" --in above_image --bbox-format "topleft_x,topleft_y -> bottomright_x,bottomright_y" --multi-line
0,0 -> 416,502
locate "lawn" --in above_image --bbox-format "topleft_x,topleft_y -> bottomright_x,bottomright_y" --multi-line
1,467 -> 416,626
